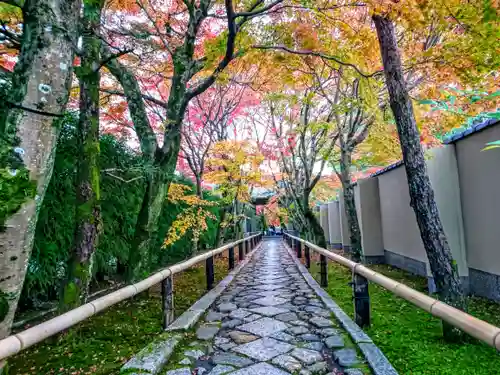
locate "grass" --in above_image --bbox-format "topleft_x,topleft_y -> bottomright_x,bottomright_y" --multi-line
309,256 -> 500,375
9,254 -> 231,375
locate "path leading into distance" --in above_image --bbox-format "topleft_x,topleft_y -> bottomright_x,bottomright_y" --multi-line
165,239 -> 367,375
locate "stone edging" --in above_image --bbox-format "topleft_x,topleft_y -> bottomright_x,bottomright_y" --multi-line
284,243 -> 399,375
120,244 -> 263,374
166,243 -> 263,331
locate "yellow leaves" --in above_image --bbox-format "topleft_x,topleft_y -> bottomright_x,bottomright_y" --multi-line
163,206 -> 217,247
167,183 -> 216,207
204,140 -> 265,205
163,183 -> 217,247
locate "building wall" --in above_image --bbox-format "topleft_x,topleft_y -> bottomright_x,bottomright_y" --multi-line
327,201 -> 342,248
320,204 -> 330,243
356,178 -> 384,262
339,194 -> 351,251
455,124 -> 500,300
377,166 -> 430,275
375,145 -> 468,279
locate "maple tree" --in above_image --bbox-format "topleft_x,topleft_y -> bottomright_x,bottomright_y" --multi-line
204,139 -> 265,244
179,78 -> 256,197
100,0 -> 288,281
163,183 -> 217,247
0,0 -> 497,355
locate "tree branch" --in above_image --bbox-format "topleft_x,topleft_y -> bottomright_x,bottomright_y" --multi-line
96,49 -> 133,72
253,45 -> 381,78
101,88 -> 168,109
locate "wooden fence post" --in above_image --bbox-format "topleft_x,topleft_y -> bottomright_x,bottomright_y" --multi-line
320,254 -> 328,287
297,241 -> 302,258
238,241 -> 243,261
353,273 -> 371,327
206,255 -> 214,290
305,245 -> 311,269
161,275 -> 174,329
229,246 -> 235,270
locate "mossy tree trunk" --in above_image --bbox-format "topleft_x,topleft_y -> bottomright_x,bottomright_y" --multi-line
373,14 -> 466,339
61,0 -> 104,310
339,150 -> 362,260
0,0 -> 81,364
103,0 -> 281,280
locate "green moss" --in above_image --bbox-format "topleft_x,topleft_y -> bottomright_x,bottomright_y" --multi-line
62,281 -> 78,306
0,289 -> 9,322
10,255 -> 231,374
0,168 -> 37,230
310,261 -> 500,375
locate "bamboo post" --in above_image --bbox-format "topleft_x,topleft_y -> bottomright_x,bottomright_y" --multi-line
229,246 -> 235,270
305,245 -> 311,269
320,254 -> 328,287
161,275 -> 174,329
206,255 -> 214,290
239,242 -> 244,261
353,273 -> 371,327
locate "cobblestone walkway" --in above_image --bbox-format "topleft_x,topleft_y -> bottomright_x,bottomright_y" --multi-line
166,239 -> 365,375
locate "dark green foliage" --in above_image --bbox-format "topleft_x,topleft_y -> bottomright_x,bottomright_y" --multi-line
20,116 -> 222,309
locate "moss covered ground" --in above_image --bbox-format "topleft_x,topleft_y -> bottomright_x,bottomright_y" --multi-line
9,253 -> 230,375
309,256 -> 500,375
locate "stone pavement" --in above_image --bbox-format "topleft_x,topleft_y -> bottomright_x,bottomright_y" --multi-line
165,239 -> 367,375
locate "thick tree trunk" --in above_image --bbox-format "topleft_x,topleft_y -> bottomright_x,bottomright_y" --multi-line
0,0 -> 80,346
195,175 -> 203,198
127,173 -> 169,281
61,0 -> 104,310
304,207 -> 327,248
339,149 -> 370,327
339,150 -> 362,261
373,14 -> 466,338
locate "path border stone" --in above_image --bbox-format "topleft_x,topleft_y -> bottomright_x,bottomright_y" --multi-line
121,243 -> 262,374
166,243 -> 262,331
284,242 -> 399,375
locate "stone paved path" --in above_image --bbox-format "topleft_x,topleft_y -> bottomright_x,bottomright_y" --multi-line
166,239 -> 365,375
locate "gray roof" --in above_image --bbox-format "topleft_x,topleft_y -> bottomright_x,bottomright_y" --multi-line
368,118 -> 500,178
443,118 -> 500,144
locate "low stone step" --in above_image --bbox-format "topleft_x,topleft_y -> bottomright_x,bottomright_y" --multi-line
121,335 -> 181,374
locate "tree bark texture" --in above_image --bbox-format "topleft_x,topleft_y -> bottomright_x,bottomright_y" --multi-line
339,150 -> 363,262
304,207 -> 327,248
373,15 -> 466,333
61,0 -> 104,310
0,0 -> 81,342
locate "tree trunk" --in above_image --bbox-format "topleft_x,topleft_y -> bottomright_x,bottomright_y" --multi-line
0,0 -> 80,346
127,172 -> 169,281
303,207 -> 326,248
373,14 -> 466,338
195,175 -> 203,199
61,0 -> 104,310
215,205 -> 228,247
339,150 -> 362,261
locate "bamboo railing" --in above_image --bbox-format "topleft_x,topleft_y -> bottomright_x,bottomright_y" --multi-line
284,233 -> 500,351
0,233 -> 262,362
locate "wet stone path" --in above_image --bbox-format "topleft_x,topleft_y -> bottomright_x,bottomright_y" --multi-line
166,239 -> 365,375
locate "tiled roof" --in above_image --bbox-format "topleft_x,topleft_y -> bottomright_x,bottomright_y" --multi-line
443,118 -> 500,144
367,118 -> 499,178
369,160 -> 404,178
